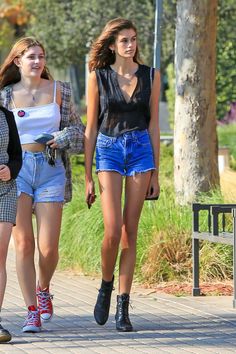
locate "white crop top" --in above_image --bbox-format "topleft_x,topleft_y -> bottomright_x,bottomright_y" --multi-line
11,81 -> 61,144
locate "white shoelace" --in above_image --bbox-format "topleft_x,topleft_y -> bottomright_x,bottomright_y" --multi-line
24,311 -> 39,325
37,291 -> 53,311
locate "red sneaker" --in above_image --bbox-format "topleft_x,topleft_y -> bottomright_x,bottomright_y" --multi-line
37,284 -> 53,321
23,305 -> 41,333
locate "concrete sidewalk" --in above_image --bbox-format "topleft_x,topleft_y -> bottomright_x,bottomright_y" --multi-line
1,245 -> 236,354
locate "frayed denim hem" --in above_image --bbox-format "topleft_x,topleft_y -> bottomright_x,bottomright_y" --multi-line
96,167 -> 156,177
128,167 -> 156,177
96,169 -> 125,176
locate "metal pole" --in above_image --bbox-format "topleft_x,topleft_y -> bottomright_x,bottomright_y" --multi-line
153,0 -> 163,70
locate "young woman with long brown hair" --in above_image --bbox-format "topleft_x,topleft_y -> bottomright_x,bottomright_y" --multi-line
85,18 -> 160,331
0,37 -> 84,333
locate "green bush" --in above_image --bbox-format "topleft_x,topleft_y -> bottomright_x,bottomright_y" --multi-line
59,142 -> 233,284
217,123 -> 236,170
166,63 -> 175,130
60,182 -> 104,273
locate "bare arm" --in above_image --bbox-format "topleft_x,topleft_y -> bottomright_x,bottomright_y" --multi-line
84,71 -> 99,206
147,70 -> 161,198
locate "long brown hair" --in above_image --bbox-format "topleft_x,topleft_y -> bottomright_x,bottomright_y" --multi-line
89,18 -> 142,72
0,37 -> 52,89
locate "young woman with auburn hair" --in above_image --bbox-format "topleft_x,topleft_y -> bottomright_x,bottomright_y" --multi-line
85,18 -> 160,331
0,38 -> 52,90
0,37 -> 84,333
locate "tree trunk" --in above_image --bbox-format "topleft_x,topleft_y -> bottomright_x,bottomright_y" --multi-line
174,0 -> 219,204
69,64 -> 80,108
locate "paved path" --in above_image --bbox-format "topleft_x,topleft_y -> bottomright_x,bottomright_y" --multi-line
1,245 -> 236,354
159,102 -> 172,133
220,168 -> 236,201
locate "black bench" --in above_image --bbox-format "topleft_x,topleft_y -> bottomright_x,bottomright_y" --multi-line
192,203 -> 236,307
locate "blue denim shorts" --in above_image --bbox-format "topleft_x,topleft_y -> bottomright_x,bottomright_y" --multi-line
96,129 -> 155,176
17,151 -> 66,203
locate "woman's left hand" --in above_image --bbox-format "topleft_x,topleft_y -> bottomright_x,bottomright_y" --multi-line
0,165 -> 11,181
85,179 -> 96,209
146,171 -> 160,199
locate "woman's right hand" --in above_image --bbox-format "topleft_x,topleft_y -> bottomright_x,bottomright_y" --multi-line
0,165 -> 11,181
85,179 -> 96,209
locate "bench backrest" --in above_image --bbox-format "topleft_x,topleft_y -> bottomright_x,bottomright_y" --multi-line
192,203 -> 236,235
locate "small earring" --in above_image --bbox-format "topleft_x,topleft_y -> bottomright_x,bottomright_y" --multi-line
111,50 -> 115,55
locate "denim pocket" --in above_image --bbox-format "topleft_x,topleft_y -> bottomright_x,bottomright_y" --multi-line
96,134 -> 115,148
136,131 -> 151,147
55,158 -> 65,169
22,151 -> 27,161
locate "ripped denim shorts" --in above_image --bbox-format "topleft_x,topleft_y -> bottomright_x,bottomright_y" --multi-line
96,129 -> 156,176
16,151 -> 66,203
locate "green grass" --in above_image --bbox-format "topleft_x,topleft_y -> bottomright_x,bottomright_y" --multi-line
60,183 -> 104,273
59,141 -> 233,284
217,123 -> 236,170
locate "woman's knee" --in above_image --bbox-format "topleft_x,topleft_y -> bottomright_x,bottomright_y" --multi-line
14,234 -> 35,257
121,228 -> 138,249
39,247 -> 59,263
0,237 -> 10,261
103,225 -> 122,249
0,249 -> 8,268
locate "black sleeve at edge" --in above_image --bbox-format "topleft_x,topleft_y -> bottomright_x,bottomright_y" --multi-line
1,107 -> 22,179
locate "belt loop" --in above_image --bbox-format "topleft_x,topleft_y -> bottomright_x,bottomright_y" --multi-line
132,130 -> 137,143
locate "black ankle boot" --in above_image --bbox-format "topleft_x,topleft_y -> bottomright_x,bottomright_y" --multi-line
94,276 -> 114,325
115,293 -> 133,332
0,324 -> 11,343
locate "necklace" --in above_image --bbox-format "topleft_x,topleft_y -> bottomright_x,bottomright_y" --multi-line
111,65 -> 138,80
116,68 -> 138,88
17,81 -> 41,118
20,82 -> 41,102
123,74 -> 136,86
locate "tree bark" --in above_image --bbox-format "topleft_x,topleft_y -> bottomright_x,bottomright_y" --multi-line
174,0 -> 219,204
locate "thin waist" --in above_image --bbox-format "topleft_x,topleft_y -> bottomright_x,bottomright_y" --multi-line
22,143 -> 45,152
23,151 -> 46,157
22,149 -> 61,159
98,129 -> 148,141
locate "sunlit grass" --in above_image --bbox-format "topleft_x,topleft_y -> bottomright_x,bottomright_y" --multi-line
59,142 -> 233,284
217,123 -> 236,170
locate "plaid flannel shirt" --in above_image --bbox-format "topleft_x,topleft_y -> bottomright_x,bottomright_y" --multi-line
0,81 -> 85,203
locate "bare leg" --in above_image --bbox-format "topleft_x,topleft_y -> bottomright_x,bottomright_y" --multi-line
98,172 -> 123,282
119,172 -> 151,294
12,194 -> 36,307
94,172 -> 123,326
0,223 -> 12,309
34,202 -> 63,289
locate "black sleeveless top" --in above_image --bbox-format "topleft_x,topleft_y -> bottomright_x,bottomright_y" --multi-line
95,64 -> 154,137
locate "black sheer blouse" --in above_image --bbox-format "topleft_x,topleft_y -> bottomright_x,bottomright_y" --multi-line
95,64 -> 154,137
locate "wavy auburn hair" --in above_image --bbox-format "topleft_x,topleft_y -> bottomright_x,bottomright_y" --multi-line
0,37 -> 52,89
88,18 -> 142,72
